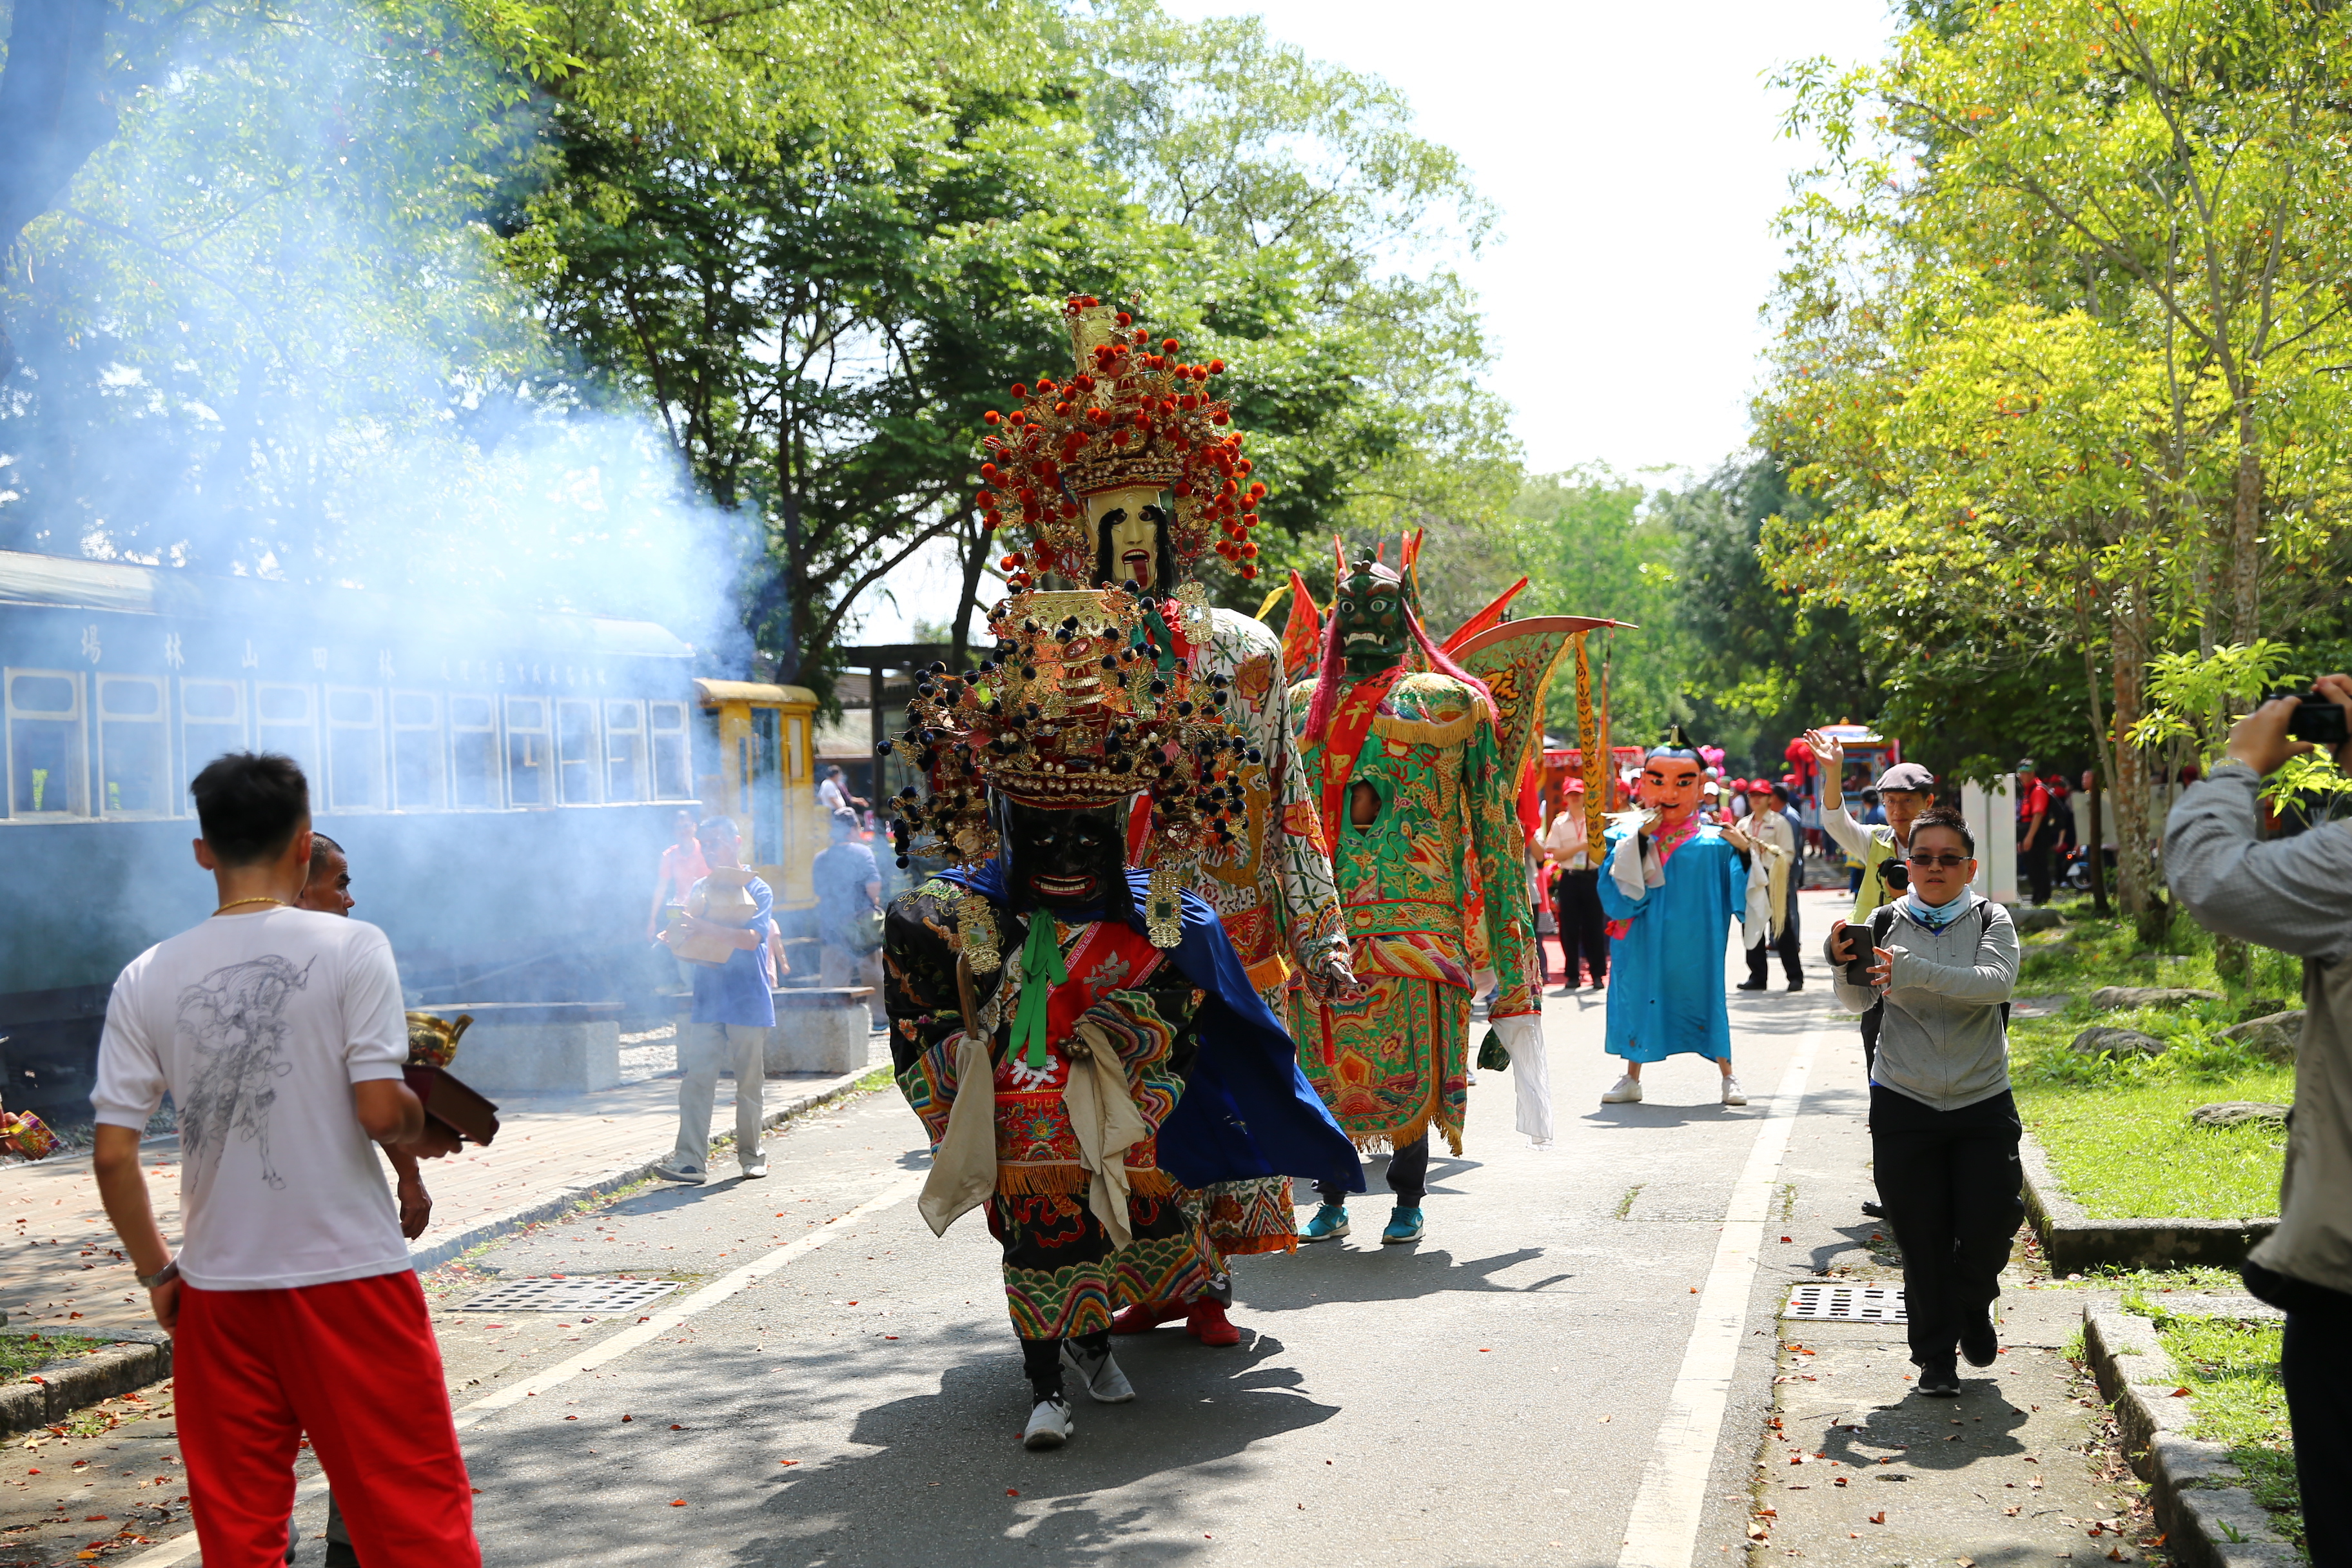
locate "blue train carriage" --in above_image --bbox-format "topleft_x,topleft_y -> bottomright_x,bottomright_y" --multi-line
0,548 -> 803,1112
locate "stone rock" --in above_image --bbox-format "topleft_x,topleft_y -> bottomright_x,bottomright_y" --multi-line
2012,993 -> 2075,1018
2069,1025 -> 2168,1058
2013,905 -> 2068,934
2238,997 -> 2289,1022
2092,985 -> 2223,1010
2190,1101 -> 2289,1130
2221,1010 -> 2306,1065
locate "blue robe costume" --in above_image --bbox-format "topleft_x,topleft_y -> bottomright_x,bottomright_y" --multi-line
1597,823 -> 1749,1063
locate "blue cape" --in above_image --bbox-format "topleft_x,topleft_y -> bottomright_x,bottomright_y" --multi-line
944,862 -> 1365,1194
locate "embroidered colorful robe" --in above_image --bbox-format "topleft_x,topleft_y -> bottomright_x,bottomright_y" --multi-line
883,866 -> 1360,1338
1286,670 -> 1542,1155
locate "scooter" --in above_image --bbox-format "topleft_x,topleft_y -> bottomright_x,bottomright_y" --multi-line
2062,843 -> 2116,892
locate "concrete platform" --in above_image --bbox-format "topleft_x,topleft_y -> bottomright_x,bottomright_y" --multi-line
766,986 -> 876,1075
423,1002 -> 623,1096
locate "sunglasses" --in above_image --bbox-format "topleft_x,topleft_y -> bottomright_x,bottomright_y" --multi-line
1905,852 -> 1970,869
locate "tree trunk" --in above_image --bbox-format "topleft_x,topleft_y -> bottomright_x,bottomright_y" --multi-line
2230,401 -> 2262,643
772,418 -> 806,683
2106,587 -> 2166,945
948,507 -> 988,671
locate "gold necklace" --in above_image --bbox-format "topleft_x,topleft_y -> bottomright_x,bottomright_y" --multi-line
213,896 -> 289,916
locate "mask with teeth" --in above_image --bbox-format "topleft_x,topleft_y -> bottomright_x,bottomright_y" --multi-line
1329,558 -> 1410,677
996,796 -> 1132,914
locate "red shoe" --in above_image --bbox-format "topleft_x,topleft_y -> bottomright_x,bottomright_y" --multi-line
1186,1298 -> 1243,1347
1110,1300 -> 1188,1335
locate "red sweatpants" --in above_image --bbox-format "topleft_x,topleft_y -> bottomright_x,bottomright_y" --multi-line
175,1271 -> 478,1567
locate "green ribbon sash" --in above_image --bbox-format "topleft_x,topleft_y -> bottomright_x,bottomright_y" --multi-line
1009,915 -> 1070,1070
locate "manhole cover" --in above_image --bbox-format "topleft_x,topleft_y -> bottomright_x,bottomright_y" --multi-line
456,1277 -> 681,1315
1782,1283 -> 1906,1322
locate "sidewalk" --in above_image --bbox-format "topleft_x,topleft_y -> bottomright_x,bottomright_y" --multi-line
2,1062 -> 877,1335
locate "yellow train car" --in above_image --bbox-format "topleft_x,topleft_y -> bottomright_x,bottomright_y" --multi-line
694,678 -> 821,910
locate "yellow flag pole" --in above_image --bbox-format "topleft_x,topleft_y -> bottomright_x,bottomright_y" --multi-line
1574,631 -> 1605,855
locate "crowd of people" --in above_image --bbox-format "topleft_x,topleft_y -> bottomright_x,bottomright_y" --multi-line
67,304 -> 2351,1557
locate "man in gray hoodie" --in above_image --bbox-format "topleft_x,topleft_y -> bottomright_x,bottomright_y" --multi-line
1827,805 -> 2021,1397
2166,674 -> 2352,1567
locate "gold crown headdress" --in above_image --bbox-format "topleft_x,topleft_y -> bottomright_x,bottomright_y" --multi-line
883,586 -> 1260,951
975,298 -> 1270,601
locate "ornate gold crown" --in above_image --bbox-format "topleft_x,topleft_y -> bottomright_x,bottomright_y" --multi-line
974,297 -> 1270,592
883,587 -> 1259,879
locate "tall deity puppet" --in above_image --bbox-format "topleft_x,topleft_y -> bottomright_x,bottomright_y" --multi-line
1286,538 -> 1569,1246
975,297 -> 1360,1345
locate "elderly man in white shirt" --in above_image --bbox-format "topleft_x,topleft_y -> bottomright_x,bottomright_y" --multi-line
1737,781 -> 1804,992
1541,780 -> 1608,992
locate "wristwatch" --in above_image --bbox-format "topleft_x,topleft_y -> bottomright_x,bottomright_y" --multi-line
135,1258 -> 180,1289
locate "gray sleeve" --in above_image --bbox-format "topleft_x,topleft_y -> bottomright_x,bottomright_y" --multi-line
1887,905 -> 2018,1003
2166,763 -> 2352,961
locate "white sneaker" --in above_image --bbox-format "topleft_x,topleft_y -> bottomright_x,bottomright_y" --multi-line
1023,1396 -> 1075,1450
1601,1074 -> 1643,1104
741,1159 -> 769,1178
1060,1341 -> 1137,1404
1721,1076 -> 1749,1106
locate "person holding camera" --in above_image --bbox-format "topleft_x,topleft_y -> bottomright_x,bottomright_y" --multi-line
1825,805 -> 2021,1398
2165,673 -> 2352,1567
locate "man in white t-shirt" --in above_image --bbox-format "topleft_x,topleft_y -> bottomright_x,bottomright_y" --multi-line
90,752 -> 479,1567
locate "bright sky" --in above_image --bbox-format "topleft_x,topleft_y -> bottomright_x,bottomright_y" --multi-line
856,0 -> 1896,645
1165,0 -> 1896,478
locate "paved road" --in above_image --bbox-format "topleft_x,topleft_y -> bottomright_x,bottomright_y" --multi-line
75,887 -> 2059,1568
412,906 -> 1834,1567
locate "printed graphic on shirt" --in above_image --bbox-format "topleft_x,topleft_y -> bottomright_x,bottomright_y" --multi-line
176,955 -> 314,1191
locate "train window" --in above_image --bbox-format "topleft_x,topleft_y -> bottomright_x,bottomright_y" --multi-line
181,679 -> 244,775
505,696 -> 549,807
97,675 -> 170,816
325,688 -> 384,811
603,700 -> 646,802
650,701 -> 689,799
449,695 -> 498,808
255,683 -> 318,783
556,699 -> 599,805
6,669 -> 86,817
390,692 -> 444,810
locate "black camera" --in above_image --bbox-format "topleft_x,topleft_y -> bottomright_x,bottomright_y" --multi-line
2268,689 -> 2351,748
1882,859 -> 1910,893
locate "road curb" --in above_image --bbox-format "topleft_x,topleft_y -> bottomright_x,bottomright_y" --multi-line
1,1328 -> 173,1439
2022,1132 -> 2275,1273
2080,1296 -> 2295,1568
409,1064 -> 880,1275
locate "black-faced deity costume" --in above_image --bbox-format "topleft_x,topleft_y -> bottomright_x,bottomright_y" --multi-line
879,587 -> 1362,1434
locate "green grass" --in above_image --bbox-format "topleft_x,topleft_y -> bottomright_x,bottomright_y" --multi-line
2137,1305 -> 2301,1551
2007,903 -> 2295,1221
0,1331 -> 103,1382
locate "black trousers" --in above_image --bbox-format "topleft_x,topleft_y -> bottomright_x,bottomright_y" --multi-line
2018,840 -> 2052,905
1318,1133 -> 1429,1208
1861,1001 -> 1883,1074
2243,1262 -> 2352,1567
1554,868 -> 1609,985
1870,1086 -> 2023,1366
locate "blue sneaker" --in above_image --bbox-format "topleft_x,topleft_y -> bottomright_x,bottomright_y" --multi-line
1381,1206 -> 1425,1244
1302,1203 -> 1350,1242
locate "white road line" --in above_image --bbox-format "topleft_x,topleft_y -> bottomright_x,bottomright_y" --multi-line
452,1170 -> 924,1429
1616,1021 -> 1826,1568
119,1171 -> 925,1565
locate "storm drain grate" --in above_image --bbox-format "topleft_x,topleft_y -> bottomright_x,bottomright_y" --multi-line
456,1277 -> 681,1315
1782,1283 -> 1906,1322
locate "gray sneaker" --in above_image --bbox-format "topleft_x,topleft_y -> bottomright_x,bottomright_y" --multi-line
652,1161 -> 706,1184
